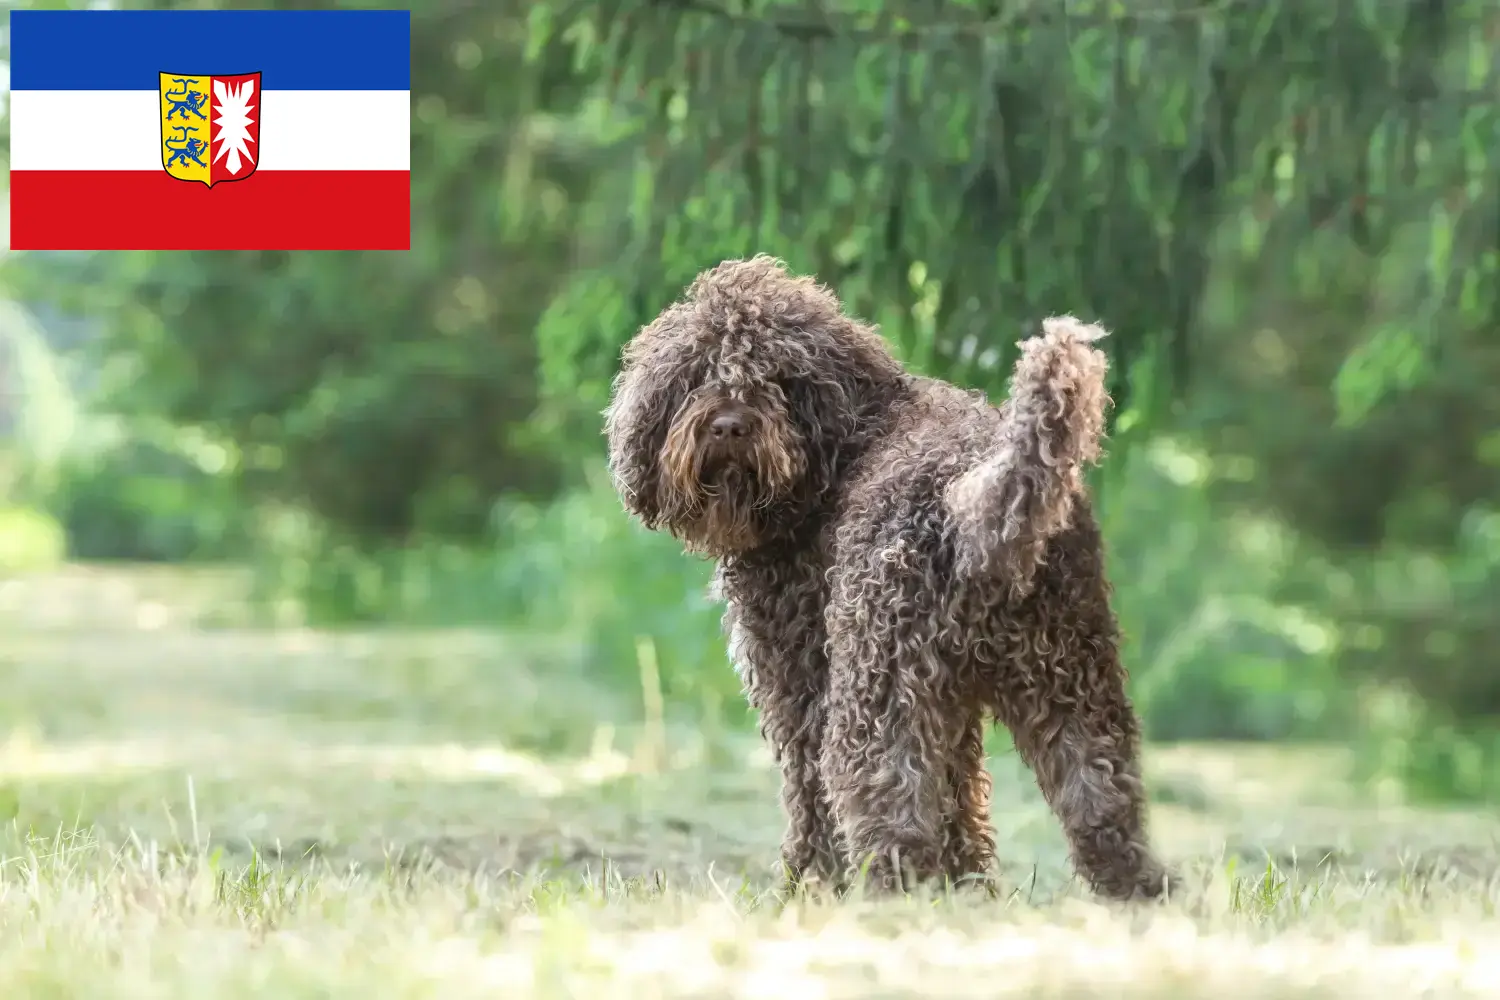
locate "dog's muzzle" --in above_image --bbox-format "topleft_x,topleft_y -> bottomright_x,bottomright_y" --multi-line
697,403 -> 759,479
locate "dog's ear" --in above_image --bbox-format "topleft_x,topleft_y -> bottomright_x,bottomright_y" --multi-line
781,318 -> 907,502
603,306 -> 700,527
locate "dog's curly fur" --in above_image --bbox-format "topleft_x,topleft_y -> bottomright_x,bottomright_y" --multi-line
604,256 -> 1170,901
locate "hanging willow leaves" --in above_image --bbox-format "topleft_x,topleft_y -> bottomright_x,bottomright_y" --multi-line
538,0 -> 1492,414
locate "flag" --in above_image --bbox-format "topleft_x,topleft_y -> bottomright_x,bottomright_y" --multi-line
8,9 -> 411,251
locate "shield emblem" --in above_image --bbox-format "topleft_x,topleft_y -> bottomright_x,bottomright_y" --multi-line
159,72 -> 261,187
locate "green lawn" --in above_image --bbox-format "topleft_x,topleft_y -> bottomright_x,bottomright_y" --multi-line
1,566 -> 1499,998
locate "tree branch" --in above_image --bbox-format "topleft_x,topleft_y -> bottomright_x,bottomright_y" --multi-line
646,0 -> 1256,43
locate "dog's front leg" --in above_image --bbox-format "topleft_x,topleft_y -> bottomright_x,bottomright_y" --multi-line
724,602 -> 844,894
771,713 -> 844,895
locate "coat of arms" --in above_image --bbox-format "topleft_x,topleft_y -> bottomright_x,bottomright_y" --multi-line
158,72 -> 261,187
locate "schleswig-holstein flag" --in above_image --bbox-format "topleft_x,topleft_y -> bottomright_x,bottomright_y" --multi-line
9,9 -> 411,250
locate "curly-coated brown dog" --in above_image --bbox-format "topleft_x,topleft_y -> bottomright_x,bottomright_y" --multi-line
604,256 -> 1170,901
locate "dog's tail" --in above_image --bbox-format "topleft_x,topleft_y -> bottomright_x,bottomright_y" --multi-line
945,316 -> 1112,599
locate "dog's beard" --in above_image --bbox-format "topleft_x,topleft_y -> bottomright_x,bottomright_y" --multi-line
658,411 -> 805,556
666,455 -> 779,555
692,464 -> 764,554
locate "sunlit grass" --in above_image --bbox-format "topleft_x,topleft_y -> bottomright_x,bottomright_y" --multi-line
2,566 -> 1500,997
4,829 -> 1500,998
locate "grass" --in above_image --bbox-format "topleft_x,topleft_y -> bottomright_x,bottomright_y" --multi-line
2,567 -> 1500,997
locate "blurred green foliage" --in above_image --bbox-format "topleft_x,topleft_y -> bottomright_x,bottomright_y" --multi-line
2,0 -> 1499,801
0,505 -> 65,573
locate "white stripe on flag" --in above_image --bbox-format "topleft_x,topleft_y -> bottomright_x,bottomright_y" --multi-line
9,89 -> 410,171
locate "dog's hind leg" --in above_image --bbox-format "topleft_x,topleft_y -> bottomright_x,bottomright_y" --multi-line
1000,650 -> 1171,902
943,712 -> 998,890
818,608 -> 962,892
819,683 -> 950,891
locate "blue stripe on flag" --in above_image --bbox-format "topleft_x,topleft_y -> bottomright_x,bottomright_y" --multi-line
10,9 -> 410,91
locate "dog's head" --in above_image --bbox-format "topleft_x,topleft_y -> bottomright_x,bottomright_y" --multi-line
604,256 -> 905,556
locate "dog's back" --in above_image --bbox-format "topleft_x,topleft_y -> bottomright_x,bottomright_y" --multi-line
825,370 -> 1119,701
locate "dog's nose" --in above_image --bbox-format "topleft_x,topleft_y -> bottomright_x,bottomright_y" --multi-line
709,412 -> 748,439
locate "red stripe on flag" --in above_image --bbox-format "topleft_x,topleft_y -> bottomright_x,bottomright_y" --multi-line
10,170 -> 410,250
